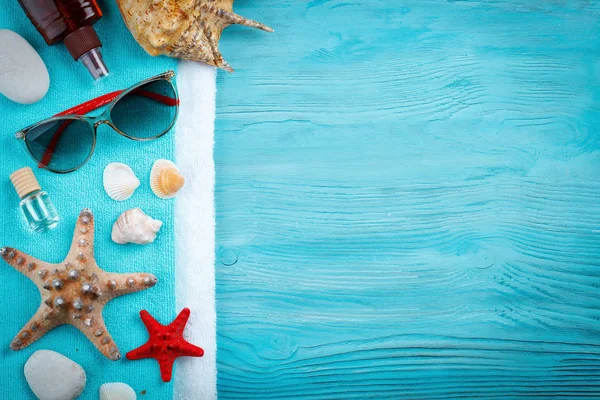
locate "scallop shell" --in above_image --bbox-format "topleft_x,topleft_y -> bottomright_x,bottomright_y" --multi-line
115,0 -> 273,72
111,208 -> 163,245
100,382 -> 136,400
103,163 -> 140,201
150,159 -> 185,199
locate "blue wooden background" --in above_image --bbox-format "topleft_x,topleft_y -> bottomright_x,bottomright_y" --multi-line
215,0 -> 600,398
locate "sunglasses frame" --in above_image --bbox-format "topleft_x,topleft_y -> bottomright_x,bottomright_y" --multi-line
15,70 -> 178,174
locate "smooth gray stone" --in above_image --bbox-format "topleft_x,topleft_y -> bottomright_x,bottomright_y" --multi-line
0,29 -> 49,104
24,350 -> 86,400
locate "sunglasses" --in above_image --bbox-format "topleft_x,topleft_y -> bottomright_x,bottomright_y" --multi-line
15,71 -> 179,174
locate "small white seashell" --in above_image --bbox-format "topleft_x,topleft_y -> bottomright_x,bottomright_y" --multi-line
24,350 -> 86,400
99,382 -> 137,400
111,208 -> 163,245
150,159 -> 185,199
103,163 -> 140,201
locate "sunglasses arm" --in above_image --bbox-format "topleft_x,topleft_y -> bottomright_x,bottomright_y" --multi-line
55,89 -> 177,117
55,90 -> 124,117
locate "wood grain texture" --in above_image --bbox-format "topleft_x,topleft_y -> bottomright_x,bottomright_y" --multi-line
214,0 -> 600,398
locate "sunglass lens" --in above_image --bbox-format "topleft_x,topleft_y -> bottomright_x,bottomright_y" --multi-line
25,118 -> 94,172
110,79 -> 178,139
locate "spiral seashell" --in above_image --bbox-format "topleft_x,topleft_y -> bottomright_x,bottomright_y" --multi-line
111,208 -> 162,245
150,159 -> 185,199
115,0 -> 273,72
103,163 -> 140,201
99,382 -> 137,400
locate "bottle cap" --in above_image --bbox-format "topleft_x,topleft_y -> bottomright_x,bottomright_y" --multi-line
10,167 -> 41,199
64,25 -> 102,60
64,25 -> 109,80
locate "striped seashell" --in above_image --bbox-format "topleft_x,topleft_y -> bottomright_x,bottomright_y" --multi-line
99,382 -> 136,400
150,159 -> 185,199
103,163 -> 140,201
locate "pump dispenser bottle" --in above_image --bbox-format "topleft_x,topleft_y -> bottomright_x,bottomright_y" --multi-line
18,0 -> 109,80
10,167 -> 60,233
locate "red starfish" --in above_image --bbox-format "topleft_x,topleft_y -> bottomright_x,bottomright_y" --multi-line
126,308 -> 204,382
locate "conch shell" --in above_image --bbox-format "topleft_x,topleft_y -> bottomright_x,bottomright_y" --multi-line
115,0 -> 273,72
112,208 -> 163,245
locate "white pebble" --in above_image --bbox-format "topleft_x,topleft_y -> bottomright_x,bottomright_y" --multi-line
24,350 -> 86,400
0,29 -> 49,104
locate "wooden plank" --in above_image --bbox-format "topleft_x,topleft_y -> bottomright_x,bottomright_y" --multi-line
214,0 -> 600,398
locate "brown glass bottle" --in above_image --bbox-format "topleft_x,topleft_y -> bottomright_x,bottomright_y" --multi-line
18,0 -> 109,80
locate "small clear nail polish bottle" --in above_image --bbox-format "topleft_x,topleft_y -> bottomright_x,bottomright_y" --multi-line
10,167 -> 59,232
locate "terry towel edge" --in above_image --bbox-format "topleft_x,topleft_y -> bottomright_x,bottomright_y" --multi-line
174,61 -> 217,400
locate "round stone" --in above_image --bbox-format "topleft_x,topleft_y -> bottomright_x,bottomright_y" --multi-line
24,350 -> 86,400
0,30 -> 49,104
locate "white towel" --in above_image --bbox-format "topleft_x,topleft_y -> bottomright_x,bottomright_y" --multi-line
174,61 -> 217,400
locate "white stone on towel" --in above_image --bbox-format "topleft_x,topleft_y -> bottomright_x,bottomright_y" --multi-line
24,350 -> 86,400
0,29 -> 50,104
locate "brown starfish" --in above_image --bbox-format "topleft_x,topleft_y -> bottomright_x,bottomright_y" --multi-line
0,209 -> 158,360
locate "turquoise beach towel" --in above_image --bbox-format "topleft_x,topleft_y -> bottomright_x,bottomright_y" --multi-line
0,2 -> 178,399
